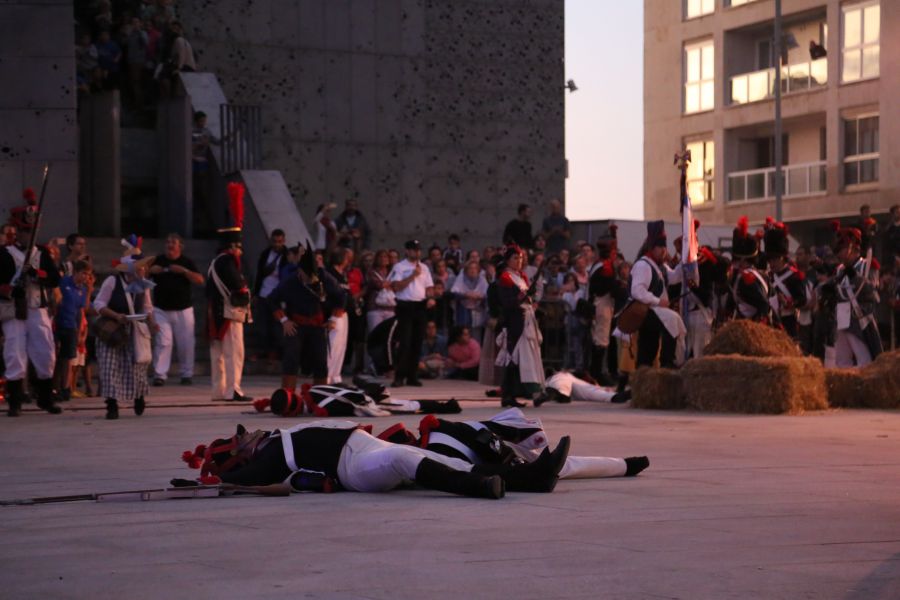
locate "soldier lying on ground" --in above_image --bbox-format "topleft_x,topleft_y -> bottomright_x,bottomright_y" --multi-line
379,408 -> 649,480
179,420 -> 571,500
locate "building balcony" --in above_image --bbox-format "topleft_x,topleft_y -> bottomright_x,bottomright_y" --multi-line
730,58 -> 827,105
727,160 -> 826,203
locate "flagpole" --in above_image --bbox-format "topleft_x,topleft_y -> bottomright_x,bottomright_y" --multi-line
675,150 -> 692,364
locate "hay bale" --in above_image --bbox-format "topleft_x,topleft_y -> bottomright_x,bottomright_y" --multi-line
630,367 -> 686,410
681,355 -> 827,414
858,351 -> 900,409
824,369 -> 865,408
704,320 -> 801,358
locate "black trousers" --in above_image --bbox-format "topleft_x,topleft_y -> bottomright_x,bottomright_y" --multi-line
394,300 -> 427,380
780,314 -> 798,339
282,324 -> 327,379
637,310 -> 676,369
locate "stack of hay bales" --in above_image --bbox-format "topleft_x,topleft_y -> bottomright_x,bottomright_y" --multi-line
631,320 -> 828,414
631,367 -> 686,409
682,355 -> 827,414
683,321 -> 827,414
703,320 -> 802,358
825,351 -> 900,409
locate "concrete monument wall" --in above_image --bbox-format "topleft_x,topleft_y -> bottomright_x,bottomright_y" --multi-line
180,0 -> 565,251
0,0 -> 78,239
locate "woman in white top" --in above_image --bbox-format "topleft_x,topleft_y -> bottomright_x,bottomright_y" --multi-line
92,256 -> 157,419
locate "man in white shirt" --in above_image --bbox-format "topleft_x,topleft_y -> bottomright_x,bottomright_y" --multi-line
629,221 -> 686,369
388,240 -> 434,387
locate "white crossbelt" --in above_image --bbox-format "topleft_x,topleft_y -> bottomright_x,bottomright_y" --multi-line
427,431 -> 479,464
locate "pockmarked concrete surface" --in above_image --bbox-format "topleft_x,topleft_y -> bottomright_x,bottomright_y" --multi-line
1,377 -> 899,599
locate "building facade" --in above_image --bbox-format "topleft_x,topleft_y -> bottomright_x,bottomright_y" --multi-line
644,0 -> 898,241
0,1 -> 78,240
179,0 -> 566,251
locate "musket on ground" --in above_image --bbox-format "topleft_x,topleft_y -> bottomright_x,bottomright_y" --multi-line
0,482 -> 291,506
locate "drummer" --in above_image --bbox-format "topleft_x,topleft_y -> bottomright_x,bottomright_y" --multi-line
627,221 -> 686,368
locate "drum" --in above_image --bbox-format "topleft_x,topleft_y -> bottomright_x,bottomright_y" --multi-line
616,300 -> 649,334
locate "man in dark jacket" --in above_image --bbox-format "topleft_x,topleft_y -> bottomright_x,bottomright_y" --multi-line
252,229 -> 287,361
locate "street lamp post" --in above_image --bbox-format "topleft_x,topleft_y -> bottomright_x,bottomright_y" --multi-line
774,0 -> 784,222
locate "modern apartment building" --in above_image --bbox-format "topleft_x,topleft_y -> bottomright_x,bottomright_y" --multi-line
644,0 -> 897,244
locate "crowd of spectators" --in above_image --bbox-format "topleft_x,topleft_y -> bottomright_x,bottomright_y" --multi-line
256,198 -> 900,387
4,198 -> 898,412
75,0 -> 196,111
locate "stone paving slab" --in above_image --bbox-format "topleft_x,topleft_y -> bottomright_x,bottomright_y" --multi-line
1,376 -> 899,599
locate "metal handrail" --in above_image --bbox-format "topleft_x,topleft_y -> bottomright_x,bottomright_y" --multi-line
729,57 -> 827,105
727,160 -> 826,202
219,104 -> 263,174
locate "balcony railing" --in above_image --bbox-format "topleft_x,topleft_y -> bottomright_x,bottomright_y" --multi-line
727,161 -> 826,202
729,58 -> 827,105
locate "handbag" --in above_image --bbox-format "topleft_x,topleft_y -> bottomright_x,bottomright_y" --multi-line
92,315 -> 129,348
125,290 -> 152,364
132,321 -> 152,364
209,260 -> 252,323
374,286 -> 396,308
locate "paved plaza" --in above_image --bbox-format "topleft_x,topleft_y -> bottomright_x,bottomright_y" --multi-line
1,377 -> 899,599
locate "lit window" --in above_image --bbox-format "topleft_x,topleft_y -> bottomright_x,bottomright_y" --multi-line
685,40 -> 714,114
842,1 -> 879,83
685,139 -> 714,204
685,0 -> 714,19
728,0 -> 760,6
843,114 -> 879,186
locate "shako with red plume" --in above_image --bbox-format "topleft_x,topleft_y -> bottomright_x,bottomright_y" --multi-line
732,216 -> 760,259
830,219 -> 862,252
217,182 -> 246,245
763,217 -> 790,258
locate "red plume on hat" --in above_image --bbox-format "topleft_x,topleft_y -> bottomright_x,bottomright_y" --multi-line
732,216 -> 759,259
227,182 -> 245,230
22,188 -> 36,204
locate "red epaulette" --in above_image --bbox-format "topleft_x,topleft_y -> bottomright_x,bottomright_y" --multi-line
741,271 -> 758,286
498,271 -> 516,287
789,265 -> 805,280
418,414 -> 441,447
871,258 -> 881,271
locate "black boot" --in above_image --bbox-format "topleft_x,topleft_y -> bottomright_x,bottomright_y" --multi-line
624,456 -> 649,476
474,436 -> 571,493
500,365 -> 525,408
596,348 -> 616,387
589,345 -> 605,382
35,379 -> 62,414
6,379 -> 24,417
616,372 -> 629,394
414,458 -> 505,499
610,390 -> 631,403
417,399 -> 462,414
134,396 -> 145,416
105,398 -> 119,420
